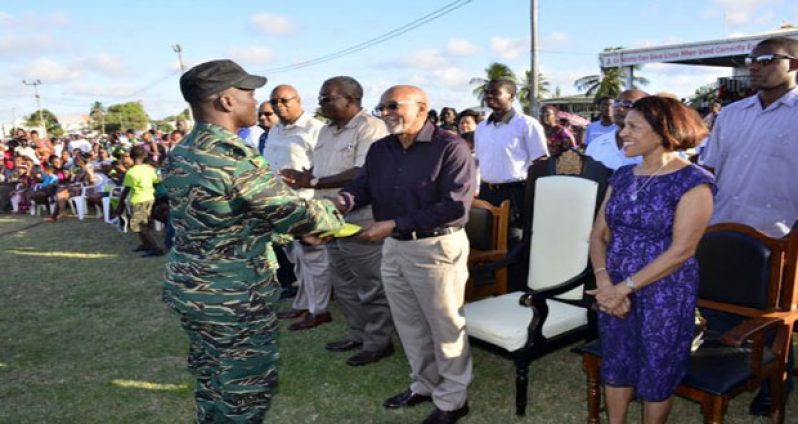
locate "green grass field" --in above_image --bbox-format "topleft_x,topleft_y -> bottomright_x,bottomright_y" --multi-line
0,215 -> 792,423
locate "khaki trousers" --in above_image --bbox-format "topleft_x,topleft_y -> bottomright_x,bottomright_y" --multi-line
285,241 -> 332,315
382,229 -> 472,411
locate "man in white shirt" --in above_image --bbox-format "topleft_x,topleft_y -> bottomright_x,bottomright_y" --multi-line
282,76 -> 395,366
265,84 -> 331,330
584,89 -> 647,170
474,79 -> 548,231
583,96 -> 617,146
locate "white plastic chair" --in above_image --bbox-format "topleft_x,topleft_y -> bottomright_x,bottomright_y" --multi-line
69,174 -> 108,220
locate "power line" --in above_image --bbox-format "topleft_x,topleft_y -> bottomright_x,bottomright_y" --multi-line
255,0 -> 472,74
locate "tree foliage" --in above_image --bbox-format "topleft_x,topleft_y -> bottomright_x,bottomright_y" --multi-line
687,83 -> 718,109
89,101 -> 106,133
470,62 -> 518,105
518,70 -> 550,114
103,102 -> 150,132
574,47 -> 650,101
24,108 -> 63,137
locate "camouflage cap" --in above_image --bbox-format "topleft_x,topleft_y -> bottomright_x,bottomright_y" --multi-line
180,59 -> 267,103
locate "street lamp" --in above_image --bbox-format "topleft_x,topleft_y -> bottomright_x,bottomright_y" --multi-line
172,44 -> 194,124
22,79 -> 46,138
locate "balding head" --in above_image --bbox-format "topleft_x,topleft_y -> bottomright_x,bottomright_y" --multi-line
613,89 -> 649,127
270,84 -> 303,124
377,85 -> 429,138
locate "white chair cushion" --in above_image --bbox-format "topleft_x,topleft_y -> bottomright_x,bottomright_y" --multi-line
528,176 -> 598,300
465,291 -> 588,352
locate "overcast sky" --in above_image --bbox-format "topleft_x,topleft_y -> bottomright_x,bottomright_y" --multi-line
0,0 -> 795,123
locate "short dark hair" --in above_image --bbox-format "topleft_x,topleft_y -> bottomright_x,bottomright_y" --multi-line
631,95 -> 708,151
323,76 -> 363,105
487,79 -> 517,97
595,96 -> 612,105
130,145 -> 147,160
457,109 -> 480,123
755,36 -> 798,58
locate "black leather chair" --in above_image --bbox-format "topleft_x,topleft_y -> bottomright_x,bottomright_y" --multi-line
578,223 -> 798,424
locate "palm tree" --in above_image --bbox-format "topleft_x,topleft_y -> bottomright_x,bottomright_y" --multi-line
518,70 -> 550,114
469,62 -> 517,105
573,47 -> 649,101
89,101 -> 106,134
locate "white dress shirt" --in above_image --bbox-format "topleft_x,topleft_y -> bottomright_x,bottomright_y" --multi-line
264,113 -> 324,199
584,130 -> 641,170
474,109 -> 548,183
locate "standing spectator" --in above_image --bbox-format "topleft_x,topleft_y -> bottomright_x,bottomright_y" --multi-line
162,59 -> 342,422
539,104 -> 576,156
702,100 -> 722,131
475,79 -> 547,230
700,36 -> 798,416
340,85 -> 475,423
256,100 -> 279,156
588,96 -> 715,424
584,96 -> 618,146
264,84 -> 330,330
439,106 -> 458,132
282,76 -> 394,365
114,146 -> 164,256
585,90 -> 648,170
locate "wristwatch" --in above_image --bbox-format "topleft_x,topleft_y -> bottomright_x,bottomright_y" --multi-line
309,177 -> 319,188
625,277 -> 636,292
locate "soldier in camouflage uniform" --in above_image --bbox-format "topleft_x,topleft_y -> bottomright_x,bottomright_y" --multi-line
161,59 -> 344,423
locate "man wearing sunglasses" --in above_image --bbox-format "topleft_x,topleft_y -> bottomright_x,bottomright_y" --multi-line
701,36 -> 798,417
339,85 -> 475,423
264,84 -> 332,331
257,100 -> 279,155
584,89 -> 647,170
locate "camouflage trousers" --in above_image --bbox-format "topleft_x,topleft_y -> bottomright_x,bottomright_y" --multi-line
180,312 -> 279,424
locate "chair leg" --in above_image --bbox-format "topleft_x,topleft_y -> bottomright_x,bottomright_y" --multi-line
700,396 -> 727,424
514,354 -> 531,416
770,373 -> 786,424
583,354 -> 601,424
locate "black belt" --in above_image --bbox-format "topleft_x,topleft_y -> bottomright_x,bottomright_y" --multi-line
482,181 -> 525,191
391,226 -> 461,241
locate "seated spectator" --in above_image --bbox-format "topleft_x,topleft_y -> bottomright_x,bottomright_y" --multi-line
10,157 -> 36,213
29,155 -> 70,215
106,160 -> 127,186
540,104 -> 576,156
115,146 -> 164,257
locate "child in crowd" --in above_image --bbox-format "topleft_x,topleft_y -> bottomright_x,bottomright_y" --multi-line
115,145 -> 164,257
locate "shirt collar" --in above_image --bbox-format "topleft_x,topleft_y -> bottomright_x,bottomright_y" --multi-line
743,86 -> 798,110
416,121 -> 436,142
329,109 -> 369,132
280,112 -> 311,129
487,108 -> 516,125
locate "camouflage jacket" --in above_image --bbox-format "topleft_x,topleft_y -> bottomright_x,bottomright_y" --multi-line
160,122 -> 343,322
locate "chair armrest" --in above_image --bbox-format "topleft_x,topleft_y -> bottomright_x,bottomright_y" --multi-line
719,316 -> 782,347
519,267 -> 594,302
469,242 -> 524,273
469,250 -> 507,263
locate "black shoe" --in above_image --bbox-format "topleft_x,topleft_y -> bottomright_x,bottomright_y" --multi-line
279,286 -> 298,300
132,245 -> 149,252
346,344 -> 394,366
383,389 -> 432,409
141,250 -> 165,257
325,339 -> 362,352
422,403 -> 469,424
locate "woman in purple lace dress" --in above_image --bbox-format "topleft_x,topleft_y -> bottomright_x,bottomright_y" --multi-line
587,96 -> 716,423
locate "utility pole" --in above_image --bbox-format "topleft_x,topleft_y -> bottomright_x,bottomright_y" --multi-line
22,79 -> 47,138
172,44 -> 194,124
529,0 -> 540,118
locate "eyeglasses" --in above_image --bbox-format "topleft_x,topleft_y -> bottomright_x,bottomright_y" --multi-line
318,95 -> 347,104
744,54 -> 797,67
269,96 -> 297,106
373,101 -> 420,114
612,99 -> 635,109
258,111 -> 274,117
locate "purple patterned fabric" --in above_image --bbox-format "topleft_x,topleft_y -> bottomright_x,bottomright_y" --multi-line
597,164 -> 716,402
